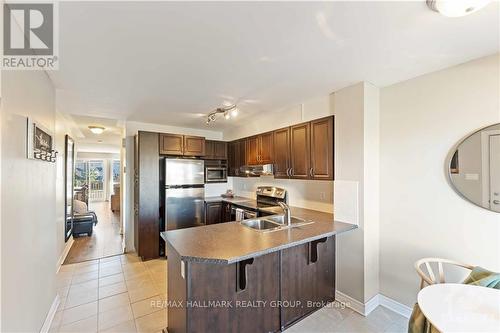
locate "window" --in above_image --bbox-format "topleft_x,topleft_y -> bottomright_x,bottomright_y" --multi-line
112,160 -> 120,184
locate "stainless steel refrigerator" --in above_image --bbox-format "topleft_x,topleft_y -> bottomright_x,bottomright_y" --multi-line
164,158 -> 205,230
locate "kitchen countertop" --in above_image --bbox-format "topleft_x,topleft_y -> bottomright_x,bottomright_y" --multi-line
204,195 -> 263,210
204,195 -> 253,203
161,206 -> 357,264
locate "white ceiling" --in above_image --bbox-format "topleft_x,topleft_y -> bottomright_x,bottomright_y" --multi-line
50,1 -> 499,131
66,114 -> 123,153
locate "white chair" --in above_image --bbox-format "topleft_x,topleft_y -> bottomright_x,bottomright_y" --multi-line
415,257 -> 474,290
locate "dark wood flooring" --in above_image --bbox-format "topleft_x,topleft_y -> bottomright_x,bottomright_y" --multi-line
64,201 -> 123,264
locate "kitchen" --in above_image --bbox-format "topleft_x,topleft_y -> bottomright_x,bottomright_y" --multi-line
132,115 -> 350,332
4,1 -> 497,333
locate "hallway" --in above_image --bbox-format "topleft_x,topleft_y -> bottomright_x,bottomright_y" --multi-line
64,202 -> 123,264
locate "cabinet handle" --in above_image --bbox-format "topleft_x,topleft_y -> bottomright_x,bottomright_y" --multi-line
237,258 -> 254,292
309,168 -> 314,177
290,168 -> 293,176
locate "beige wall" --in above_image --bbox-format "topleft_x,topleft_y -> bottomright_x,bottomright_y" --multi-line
331,83 -> 366,302
379,54 -> 500,307
1,70 -> 57,331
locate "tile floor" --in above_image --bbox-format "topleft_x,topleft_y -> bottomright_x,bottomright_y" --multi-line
53,253 -> 167,333
54,253 -> 408,333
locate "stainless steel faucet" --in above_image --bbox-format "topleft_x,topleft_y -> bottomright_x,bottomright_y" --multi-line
278,202 -> 291,227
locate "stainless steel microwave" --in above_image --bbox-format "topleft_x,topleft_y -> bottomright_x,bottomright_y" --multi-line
205,167 -> 227,183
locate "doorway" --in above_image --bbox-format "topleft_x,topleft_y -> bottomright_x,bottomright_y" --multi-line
64,155 -> 124,264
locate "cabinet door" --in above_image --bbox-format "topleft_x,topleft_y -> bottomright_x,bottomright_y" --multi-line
184,136 -> 206,157
235,253 -> 281,333
205,202 -> 222,225
221,202 -> 232,222
310,117 -> 334,180
137,131 -> 160,260
214,141 -> 228,160
238,139 -> 247,170
280,236 -> 335,329
228,141 -> 237,176
289,123 -> 310,179
259,132 -> 274,164
273,127 -> 290,178
205,140 -> 215,159
159,133 -> 184,155
246,136 -> 259,165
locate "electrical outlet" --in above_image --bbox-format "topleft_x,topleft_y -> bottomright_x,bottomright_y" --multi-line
320,192 -> 326,200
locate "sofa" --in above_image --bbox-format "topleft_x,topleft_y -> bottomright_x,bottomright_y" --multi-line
73,200 -> 98,237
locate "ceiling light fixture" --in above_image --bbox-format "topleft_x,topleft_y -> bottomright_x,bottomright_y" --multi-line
206,104 -> 239,124
426,0 -> 492,17
88,125 -> 105,134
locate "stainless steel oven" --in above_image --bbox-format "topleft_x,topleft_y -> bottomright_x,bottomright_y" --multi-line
205,167 -> 227,183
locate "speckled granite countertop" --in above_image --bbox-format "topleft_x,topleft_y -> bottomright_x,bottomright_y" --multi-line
204,196 -> 262,210
161,206 -> 357,264
205,196 -> 281,210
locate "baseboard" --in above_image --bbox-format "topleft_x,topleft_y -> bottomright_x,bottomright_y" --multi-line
378,294 -> 412,318
335,290 -> 366,316
364,294 -> 379,315
56,236 -> 74,272
335,291 -> 411,318
40,294 -> 60,333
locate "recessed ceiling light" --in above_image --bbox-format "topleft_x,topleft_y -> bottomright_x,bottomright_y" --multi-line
427,0 -> 492,17
88,126 -> 105,134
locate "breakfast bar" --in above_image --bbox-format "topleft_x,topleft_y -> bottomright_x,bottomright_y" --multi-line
161,208 -> 356,333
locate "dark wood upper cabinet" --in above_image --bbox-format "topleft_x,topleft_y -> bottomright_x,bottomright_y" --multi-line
205,201 -> 222,225
184,135 -> 205,156
246,136 -> 259,165
159,133 -> 205,157
205,140 -> 227,160
273,127 -> 290,178
259,132 -> 274,164
159,133 -> 184,155
238,139 -> 247,168
246,133 -> 273,165
228,141 -> 238,176
205,140 -> 215,159
310,117 -> 334,180
290,122 -> 311,179
214,141 -> 227,159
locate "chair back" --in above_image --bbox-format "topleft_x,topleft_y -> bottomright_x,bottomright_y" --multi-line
415,257 -> 474,290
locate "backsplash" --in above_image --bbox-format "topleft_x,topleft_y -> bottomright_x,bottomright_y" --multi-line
229,176 -> 334,213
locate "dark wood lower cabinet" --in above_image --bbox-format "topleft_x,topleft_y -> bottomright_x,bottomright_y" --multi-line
222,202 -> 232,222
167,236 -> 336,333
205,202 -> 222,225
281,236 -> 335,329
167,245 -> 280,333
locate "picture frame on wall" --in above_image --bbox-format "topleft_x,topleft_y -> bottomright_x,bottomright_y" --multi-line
26,117 -> 57,162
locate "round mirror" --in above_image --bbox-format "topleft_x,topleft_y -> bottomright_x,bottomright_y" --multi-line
448,123 -> 500,212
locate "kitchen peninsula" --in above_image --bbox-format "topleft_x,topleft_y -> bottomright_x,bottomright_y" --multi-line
161,206 -> 356,333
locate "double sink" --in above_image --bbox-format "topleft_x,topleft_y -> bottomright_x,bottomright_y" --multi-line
240,214 -> 314,232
